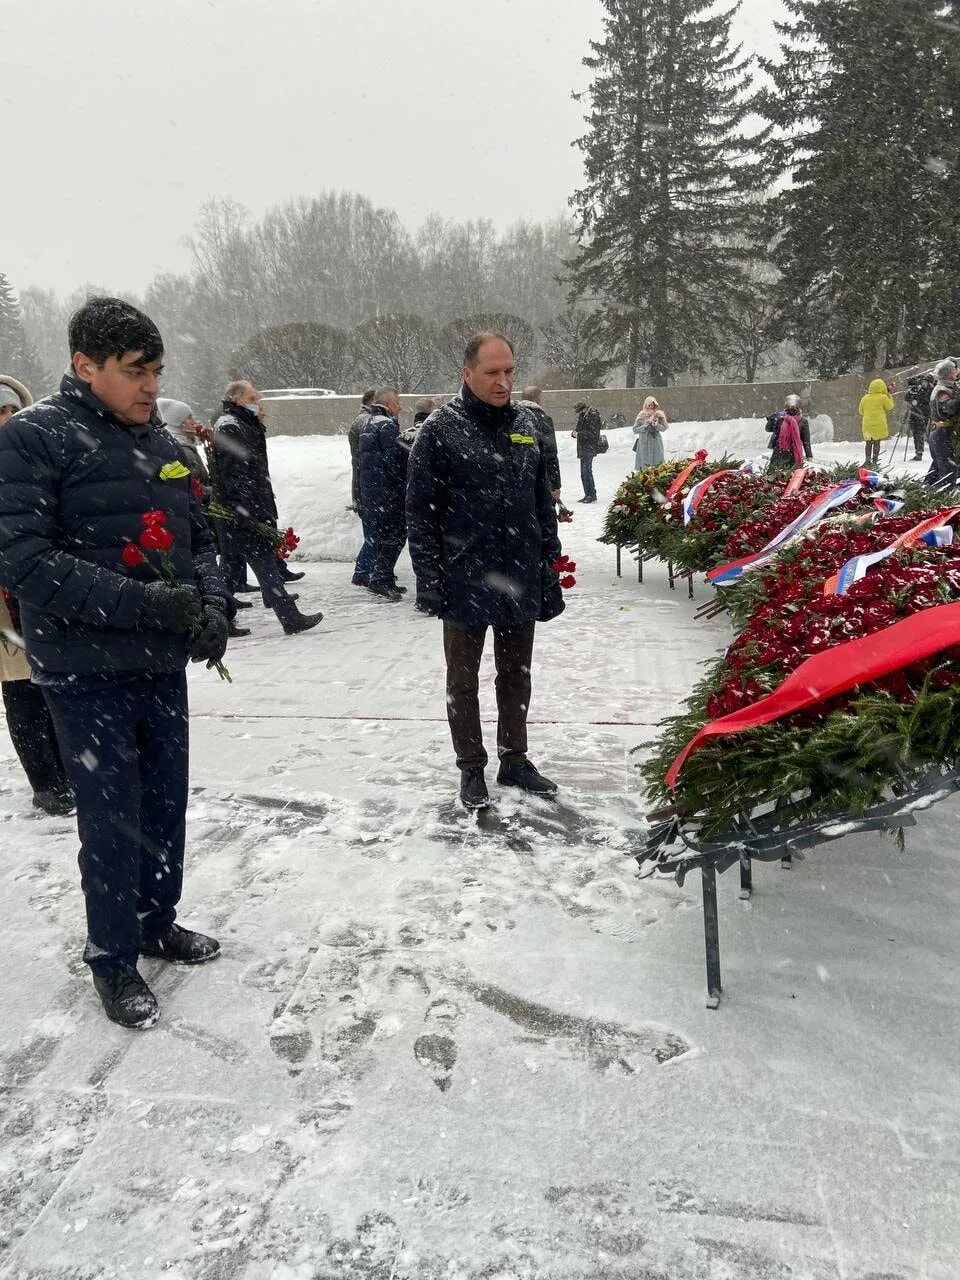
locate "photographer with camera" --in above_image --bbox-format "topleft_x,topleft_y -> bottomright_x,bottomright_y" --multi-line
904,371 -> 935,462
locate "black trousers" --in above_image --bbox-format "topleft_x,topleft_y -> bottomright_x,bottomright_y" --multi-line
926,425 -> 958,488
43,672 -> 189,975
2,679 -> 68,795
221,551 -> 298,622
864,438 -> 881,467
442,621 -> 536,770
369,524 -> 405,591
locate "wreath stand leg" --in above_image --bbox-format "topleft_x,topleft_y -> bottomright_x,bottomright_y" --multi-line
668,561 -> 676,591
739,854 -> 753,900
616,545 -> 622,578
686,573 -> 694,600
781,850 -> 793,871
701,861 -> 722,1009
638,556 -> 643,584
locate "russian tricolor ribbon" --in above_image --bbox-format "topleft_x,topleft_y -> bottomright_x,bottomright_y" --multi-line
707,482 -> 864,587
874,497 -> 905,515
665,450 -> 709,500
665,602 -> 960,789
683,470 -> 737,524
859,468 -> 882,487
824,508 -> 960,596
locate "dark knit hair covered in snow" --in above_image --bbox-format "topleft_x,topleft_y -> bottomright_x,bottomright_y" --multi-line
68,297 -> 164,366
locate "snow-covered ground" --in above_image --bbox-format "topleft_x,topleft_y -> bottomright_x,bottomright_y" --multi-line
1,421 -> 956,1279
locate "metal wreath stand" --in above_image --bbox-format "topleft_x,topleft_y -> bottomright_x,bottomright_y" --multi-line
637,767 -> 960,1009
614,541 -> 696,599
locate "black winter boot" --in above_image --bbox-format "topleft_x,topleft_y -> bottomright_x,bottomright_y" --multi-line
459,767 -> 490,810
32,786 -> 75,816
281,610 -> 323,635
140,923 -> 221,965
93,966 -> 160,1029
497,759 -> 558,796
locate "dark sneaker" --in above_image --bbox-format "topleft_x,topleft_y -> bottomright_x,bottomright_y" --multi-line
497,759 -> 558,796
227,622 -> 251,638
141,924 -> 221,965
235,584 -> 259,594
93,966 -> 160,1029
233,598 -> 253,610
460,766 -> 490,810
282,610 -> 323,635
366,583 -> 403,602
581,496 -> 597,504
32,787 -> 75,816
351,573 -> 369,586
281,569 -> 306,581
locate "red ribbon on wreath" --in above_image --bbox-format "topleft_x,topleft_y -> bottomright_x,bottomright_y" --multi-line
665,602 -> 960,789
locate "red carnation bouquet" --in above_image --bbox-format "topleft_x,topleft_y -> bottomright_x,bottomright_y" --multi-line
122,511 -> 231,682
207,502 -> 301,564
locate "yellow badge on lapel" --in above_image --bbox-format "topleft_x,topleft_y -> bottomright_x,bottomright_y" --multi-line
159,461 -> 191,481
510,433 -> 536,446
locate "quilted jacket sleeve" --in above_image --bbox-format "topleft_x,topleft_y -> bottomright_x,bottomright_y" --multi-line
0,414 -> 145,628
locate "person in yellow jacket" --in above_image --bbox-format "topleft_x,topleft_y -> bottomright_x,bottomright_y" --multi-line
859,377 -> 894,467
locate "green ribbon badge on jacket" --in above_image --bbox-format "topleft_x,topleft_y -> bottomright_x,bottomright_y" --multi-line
158,460 -> 192,481
510,433 -> 536,446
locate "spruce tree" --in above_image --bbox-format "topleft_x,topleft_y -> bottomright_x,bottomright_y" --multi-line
567,0 -> 766,386
0,272 -> 52,393
760,0 -> 944,376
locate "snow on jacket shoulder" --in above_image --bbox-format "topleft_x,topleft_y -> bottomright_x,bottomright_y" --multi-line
0,374 -> 223,676
859,378 -> 894,441
406,386 -> 561,628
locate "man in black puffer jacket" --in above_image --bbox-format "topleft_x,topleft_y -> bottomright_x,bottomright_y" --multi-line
212,381 -> 321,635
0,298 -> 228,1030
407,332 -> 563,811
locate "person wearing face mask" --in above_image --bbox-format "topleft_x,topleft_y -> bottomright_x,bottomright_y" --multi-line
212,381 -> 322,636
0,375 -> 74,816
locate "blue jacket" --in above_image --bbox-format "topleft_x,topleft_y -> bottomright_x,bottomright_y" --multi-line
0,374 -> 224,676
359,406 -> 408,534
406,385 -> 561,627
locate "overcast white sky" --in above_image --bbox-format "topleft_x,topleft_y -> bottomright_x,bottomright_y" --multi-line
1,0 -> 784,297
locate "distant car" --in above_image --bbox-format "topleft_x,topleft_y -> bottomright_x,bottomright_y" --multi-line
259,387 -> 339,399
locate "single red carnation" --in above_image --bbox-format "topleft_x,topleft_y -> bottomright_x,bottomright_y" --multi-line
142,510 -> 166,527
560,574 -> 576,589
140,526 -> 174,552
121,543 -> 146,568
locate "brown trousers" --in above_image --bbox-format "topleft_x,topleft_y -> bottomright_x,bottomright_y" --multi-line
442,621 -> 536,770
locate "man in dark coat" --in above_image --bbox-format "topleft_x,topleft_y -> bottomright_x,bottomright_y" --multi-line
407,332 -> 562,810
519,386 -> 562,500
904,371 -> 935,462
212,381 -> 321,635
572,400 -> 604,503
0,297 -> 229,1029
927,359 -> 960,488
358,387 -> 409,602
348,388 -> 376,586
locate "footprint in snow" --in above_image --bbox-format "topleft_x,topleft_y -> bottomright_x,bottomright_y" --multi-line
414,995 -> 463,1092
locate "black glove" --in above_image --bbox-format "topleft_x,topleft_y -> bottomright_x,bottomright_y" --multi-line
188,605 -> 229,664
140,581 -> 201,634
415,588 -> 443,617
